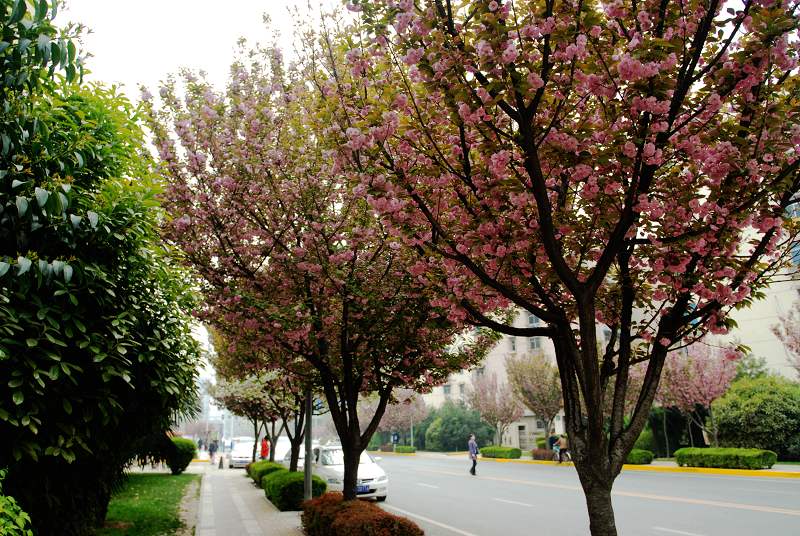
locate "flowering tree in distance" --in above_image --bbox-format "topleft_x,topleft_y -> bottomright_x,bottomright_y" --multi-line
660,344 -> 739,446
322,0 -> 800,532
211,376 -> 279,463
773,299 -> 800,377
468,372 -> 524,445
378,389 -> 429,442
145,48 -> 494,499
506,354 -> 562,439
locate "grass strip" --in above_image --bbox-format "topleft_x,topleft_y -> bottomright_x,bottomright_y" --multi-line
97,473 -> 199,536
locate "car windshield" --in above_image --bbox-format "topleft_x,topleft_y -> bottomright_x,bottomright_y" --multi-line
233,442 -> 254,455
320,449 -> 373,466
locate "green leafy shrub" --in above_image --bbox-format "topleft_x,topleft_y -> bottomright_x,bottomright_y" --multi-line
531,448 -> 552,460
674,447 -> 777,469
394,446 -> 416,453
712,377 -> 800,461
302,492 -> 423,536
535,436 -> 547,449
479,446 -> 522,459
634,428 -> 656,452
625,449 -> 654,465
0,470 -> 33,536
264,471 -> 326,511
249,461 -> 285,485
262,468 -> 289,498
167,438 -> 197,475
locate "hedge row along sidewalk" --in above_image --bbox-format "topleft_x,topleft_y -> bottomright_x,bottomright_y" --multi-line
382,450 -> 800,478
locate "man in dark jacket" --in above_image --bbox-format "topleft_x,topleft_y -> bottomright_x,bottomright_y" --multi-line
468,434 -> 479,475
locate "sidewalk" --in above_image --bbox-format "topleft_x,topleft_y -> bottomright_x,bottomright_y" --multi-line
191,458 -> 303,536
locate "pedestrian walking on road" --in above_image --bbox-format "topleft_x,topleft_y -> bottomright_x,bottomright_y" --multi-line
468,433 -> 479,475
260,437 -> 270,461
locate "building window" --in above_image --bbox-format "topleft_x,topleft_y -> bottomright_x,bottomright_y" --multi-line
443,384 -> 451,395
537,420 -> 546,429
475,367 -> 485,377
529,337 -> 541,351
603,328 -> 612,345
509,336 -> 516,352
459,383 -> 466,395
518,425 -> 525,431
527,312 -> 540,327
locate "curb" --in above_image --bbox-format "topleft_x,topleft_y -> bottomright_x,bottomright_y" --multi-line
191,459 -> 210,463
414,452 -> 800,479
370,451 -> 417,456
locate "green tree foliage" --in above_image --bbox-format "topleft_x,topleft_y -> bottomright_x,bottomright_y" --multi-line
421,401 -> 494,452
713,377 -> 800,461
0,3 -> 201,533
0,469 -> 32,536
734,354 -> 770,381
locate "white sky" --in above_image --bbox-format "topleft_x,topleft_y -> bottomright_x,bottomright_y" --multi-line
60,0 -> 336,100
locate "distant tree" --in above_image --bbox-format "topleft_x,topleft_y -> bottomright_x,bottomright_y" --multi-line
734,354 -> 770,381
713,376 -> 800,461
378,389 -> 429,442
506,354 -> 561,440
773,299 -> 800,378
659,345 -> 739,446
467,373 -> 524,445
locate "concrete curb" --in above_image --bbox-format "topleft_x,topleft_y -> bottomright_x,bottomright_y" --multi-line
401,451 -> 800,479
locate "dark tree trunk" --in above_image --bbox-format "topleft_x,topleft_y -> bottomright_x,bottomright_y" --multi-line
284,406 -> 306,472
268,421 -> 281,462
583,478 -> 617,536
340,435 -> 363,501
251,418 -> 260,462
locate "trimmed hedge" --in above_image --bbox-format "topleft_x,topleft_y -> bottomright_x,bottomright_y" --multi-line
167,437 -> 197,475
394,446 -> 416,453
264,470 -> 326,511
249,461 -> 286,486
302,492 -> 423,536
479,446 -> 522,459
535,436 -> 548,449
379,444 -> 395,452
625,449 -> 654,465
674,447 -> 777,469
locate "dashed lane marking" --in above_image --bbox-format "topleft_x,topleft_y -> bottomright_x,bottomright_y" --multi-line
652,526 -> 707,536
382,505 -> 480,536
492,498 -> 533,507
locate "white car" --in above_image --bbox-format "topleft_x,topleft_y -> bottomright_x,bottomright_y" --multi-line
229,440 -> 255,468
311,446 -> 388,501
272,436 -> 292,462
279,440 -> 320,470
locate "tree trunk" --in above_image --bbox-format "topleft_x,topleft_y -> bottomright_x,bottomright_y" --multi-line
251,418 -> 260,462
341,438 -> 362,501
662,409 -> 670,457
268,421 -> 280,462
289,439 -> 302,472
583,479 -> 618,536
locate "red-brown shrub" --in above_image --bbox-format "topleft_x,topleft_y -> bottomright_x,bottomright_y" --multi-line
531,448 -> 553,460
302,493 -> 423,536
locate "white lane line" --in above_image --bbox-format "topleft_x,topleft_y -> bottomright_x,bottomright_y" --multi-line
653,527 -> 707,536
493,498 -> 533,507
417,483 -> 439,489
383,505 -> 479,536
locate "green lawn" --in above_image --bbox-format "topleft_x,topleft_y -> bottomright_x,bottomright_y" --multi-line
97,473 -> 200,536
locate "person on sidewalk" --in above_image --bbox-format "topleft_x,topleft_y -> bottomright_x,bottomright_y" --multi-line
557,434 -> 569,463
260,437 -> 270,461
468,433 -> 479,475
209,439 -> 218,464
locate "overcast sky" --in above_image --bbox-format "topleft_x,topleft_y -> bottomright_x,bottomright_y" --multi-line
60,1 -> 335,100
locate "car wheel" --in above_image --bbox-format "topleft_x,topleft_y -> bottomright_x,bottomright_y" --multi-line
376,496 -> 387,502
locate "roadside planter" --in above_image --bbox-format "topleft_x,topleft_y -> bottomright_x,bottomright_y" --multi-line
479,446 -> 522,459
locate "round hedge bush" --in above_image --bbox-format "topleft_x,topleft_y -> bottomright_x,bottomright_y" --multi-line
167,437 -> 197,475
250,461 -> 286,486
479,446 -> 522,459
625,449 -> 654,465
265,471 -> 326,511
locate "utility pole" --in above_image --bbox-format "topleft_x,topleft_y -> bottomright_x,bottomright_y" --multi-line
303,390 -> 313,500
410,413 -> 414,447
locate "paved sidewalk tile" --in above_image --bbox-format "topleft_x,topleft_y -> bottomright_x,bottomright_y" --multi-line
193,461 -> 303,536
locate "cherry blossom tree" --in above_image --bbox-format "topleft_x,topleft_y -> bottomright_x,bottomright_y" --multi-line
660,344 -> 740,446
210,376 -> 280,463
144,45 -> 494,500
305,1 -> 800,532
506,353 -> 562,439
467,372 -> 524,445
773,299 -> 800,377
378,389 -> 429,439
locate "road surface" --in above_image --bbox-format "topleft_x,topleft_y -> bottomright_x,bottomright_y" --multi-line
376,454 -> 800,536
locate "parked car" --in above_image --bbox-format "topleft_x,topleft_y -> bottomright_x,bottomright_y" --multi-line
279,440 -> 320,470
310,446 -> 388,501
229,440 -> 255,468
272,436 -> 292,462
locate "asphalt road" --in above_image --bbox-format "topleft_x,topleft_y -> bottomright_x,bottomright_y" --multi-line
375,455 -> 800,536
